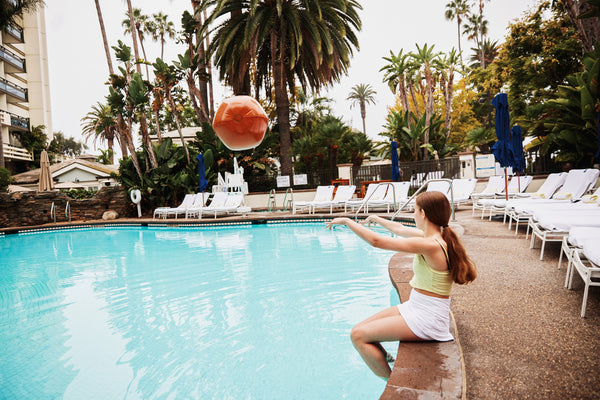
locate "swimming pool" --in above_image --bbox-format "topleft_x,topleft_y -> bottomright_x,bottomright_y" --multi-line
0,223 -> 403,399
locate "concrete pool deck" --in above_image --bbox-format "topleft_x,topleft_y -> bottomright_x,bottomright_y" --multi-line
2,207 -> 599,399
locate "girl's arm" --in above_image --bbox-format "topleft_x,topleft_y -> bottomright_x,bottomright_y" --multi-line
363,215 -> 424,238
326,217 -> 434,254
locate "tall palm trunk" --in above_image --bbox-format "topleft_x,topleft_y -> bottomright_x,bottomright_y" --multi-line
456,19 -> 463,65
424,68 -> 434,159
126,0 -> 158,169
445,68 -> 455,136
167,93 -> 191,163
94,0 -> 113,75
271,30 -> 292,176
360,102 -> 366,136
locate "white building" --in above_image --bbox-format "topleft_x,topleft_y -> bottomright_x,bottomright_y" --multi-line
1,3 -> 52,171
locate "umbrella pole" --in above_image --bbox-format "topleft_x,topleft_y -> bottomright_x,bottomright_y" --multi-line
504,168 -> 508,201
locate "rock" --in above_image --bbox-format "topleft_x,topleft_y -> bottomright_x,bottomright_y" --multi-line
102,210 -> 119,220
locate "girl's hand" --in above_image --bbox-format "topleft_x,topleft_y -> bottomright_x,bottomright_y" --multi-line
325,217 -> 349,230
363,215 -> 378,226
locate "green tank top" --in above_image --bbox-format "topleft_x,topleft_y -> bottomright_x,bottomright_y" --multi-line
409,238 -> 453,296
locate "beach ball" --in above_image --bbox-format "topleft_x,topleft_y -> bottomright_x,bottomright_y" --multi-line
213,95 -> 269,151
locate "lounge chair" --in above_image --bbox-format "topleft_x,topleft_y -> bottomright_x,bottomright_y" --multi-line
310,185 -> 356,214
153,193 -> 197,219
527,194 -> 600,260
410,172 -> 426,188
426,171 -> 444,180
449,178 -> 478,206
344,183 -> 388,213
199,193 -> 245,219
365,182 -> 410,213
478,175 -> 534,219
292,185 -> 335,214
184,192 -> 212,218
565,233 -> 600,317
504,169 -> 599,231
401,180 -> 451,211
471,176 -> 506,215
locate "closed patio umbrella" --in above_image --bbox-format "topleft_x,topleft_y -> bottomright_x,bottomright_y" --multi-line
510,125 -> 525,192
38,150 -> 53,192
491,93 -> 513,200
391,140 -> 401,182
196,153 -> 208,194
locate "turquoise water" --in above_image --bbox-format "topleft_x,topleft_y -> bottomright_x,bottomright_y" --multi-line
0,223 -> 403,399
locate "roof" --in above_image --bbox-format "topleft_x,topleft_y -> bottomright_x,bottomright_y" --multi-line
12,157 -> 118,184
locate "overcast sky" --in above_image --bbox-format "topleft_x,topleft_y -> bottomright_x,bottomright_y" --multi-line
44,0 -> 537,156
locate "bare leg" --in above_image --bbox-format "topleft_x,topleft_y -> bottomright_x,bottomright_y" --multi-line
351,306 -> 422,379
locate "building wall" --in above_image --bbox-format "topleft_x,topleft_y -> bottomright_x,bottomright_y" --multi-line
1,5 -> 52,170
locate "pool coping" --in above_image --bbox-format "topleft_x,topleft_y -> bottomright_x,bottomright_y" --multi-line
383,253 -> 465,399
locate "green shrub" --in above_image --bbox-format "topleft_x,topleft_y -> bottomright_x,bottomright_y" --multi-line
61,188 -> 97,199
0,168 -> 13,193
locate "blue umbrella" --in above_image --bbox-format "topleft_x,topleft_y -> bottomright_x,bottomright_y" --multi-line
196,153 -> 208,193
391,140 -> 401,182
491,93 -> 513,200
510,125 -> 525,173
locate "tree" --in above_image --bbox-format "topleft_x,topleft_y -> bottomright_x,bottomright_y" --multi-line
563,0 -> 600,52
468,38 -> 498,68
381,50 -> 412,115
122,7 -> 151,79
463,11 -> 488,68
444,0 -> 470,65
81,101 -> 119,164
15,125 -> 47,168
0,0 -> 44,168
0,0 -> 43,30
201,0 -> 362,176
48,132 -> 87,161
411,43 -> 441,158
347,83 -> 377,136
150,12 -> 176,60
94,0 -> 114,75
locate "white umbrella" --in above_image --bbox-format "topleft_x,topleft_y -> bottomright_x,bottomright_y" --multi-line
38,150 -> 53,191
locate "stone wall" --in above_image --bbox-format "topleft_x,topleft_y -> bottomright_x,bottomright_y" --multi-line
0,187 -> 133,228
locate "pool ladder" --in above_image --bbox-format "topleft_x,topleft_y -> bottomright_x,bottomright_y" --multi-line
50,202 -> 56,223
65,201 -> 71,223
267,188 -> 293,211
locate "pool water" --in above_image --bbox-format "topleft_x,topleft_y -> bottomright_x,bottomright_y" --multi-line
0,223 -> 403,399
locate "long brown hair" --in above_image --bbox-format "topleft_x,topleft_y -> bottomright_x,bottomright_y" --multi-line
416,191 -> 477,284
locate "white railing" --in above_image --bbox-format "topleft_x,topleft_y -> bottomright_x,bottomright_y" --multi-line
3,144 -> 33,161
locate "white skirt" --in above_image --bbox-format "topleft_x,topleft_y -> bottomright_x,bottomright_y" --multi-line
396,288 -> 454,341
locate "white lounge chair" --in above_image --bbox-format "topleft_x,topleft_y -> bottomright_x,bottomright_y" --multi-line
366,182 -> 410,213
505,169 -> 599,232
310,185 -> 356,214
153,193 -> 197,219
471,176 -> 506,215
566,236 -> 600,317
199,193 -> 245,219
344,183 -> 388,213
479,175 -> 534,219
184,192 -> 212,218
292,185 -> 335,214
449,178 -> 478,206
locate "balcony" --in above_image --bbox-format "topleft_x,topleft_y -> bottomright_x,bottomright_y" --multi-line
0,45 -> 25,73
3,23 -> 24,43
0,77 -> 28,103
3,143 -> 33,162
0,109 -> 29,131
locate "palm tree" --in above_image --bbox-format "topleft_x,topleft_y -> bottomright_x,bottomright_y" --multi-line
122,8 -> 152,79
81,102 -> 119,165
94,0 -> 114,75
468,38 -> 498,68
411,43 -> 440,158
435,48 -> 460,135
0,0 -> 43,30
0,0 -> 43,168
444,0 -> 469,65
347,84 -> 377,136
463,12 -> 488,68
381,50 -> 411,114
201,0 -> 362,176
150,12 -> 176,60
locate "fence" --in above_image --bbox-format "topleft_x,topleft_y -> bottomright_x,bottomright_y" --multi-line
352,157 -> 461,190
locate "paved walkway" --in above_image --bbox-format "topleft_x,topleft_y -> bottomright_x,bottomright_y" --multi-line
450,209 -> 600,399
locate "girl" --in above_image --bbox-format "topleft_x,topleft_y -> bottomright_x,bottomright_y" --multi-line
326,191 -> 476,379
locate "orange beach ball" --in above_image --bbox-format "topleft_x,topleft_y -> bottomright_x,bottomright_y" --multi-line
213,96 -> 269,151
